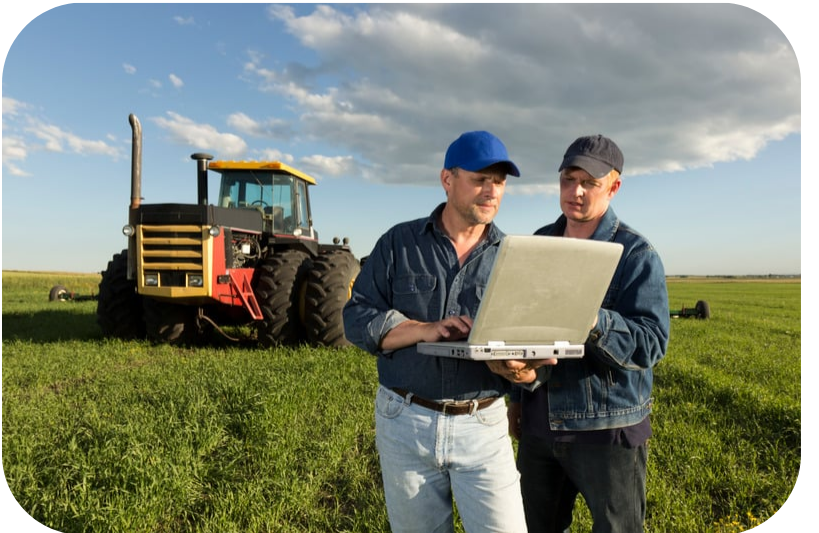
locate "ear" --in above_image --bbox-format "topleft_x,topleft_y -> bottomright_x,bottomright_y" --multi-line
441,169 -> 452,190
608,177 -> 622,198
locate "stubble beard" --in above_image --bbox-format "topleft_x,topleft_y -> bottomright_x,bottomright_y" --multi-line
467,203 -> 497,226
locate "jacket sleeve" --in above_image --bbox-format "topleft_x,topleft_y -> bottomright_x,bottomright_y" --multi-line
586,245 -> 670,370
342,233 -> 408,355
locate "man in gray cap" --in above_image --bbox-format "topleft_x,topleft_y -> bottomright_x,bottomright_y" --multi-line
344,131 -> 547,532
504,134 -> 670,532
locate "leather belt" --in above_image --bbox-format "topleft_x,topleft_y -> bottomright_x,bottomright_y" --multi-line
391,387 -> 499,416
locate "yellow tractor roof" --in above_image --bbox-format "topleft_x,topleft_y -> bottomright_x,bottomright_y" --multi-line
207,160 -> 317,185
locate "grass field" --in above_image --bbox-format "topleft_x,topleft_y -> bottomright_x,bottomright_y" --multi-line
2,272 -> 801,532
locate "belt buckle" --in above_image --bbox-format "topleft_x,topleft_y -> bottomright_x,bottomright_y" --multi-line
441,401 -> 464,415
440,399 -> 479,416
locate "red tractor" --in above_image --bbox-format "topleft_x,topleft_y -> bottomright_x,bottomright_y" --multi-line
96,114 -> 360,346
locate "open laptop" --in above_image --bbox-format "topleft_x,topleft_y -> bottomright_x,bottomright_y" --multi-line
417,235 -> 623,360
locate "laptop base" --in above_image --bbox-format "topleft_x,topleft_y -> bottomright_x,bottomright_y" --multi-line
417,341 -> 584,360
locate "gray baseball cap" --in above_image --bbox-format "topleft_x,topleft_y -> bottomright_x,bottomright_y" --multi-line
559,134 -> 624,178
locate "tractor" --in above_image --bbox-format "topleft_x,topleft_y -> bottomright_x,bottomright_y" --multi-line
96,113 -> 360,347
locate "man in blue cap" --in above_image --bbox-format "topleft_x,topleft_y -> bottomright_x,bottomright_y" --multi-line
344,131 -> 541,532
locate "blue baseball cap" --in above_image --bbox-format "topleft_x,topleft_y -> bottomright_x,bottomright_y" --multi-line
444,131 -> 520,177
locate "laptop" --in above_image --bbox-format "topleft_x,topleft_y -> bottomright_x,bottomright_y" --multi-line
416,235 -> 623,360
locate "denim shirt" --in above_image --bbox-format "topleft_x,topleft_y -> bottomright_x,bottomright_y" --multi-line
342,203 -> 512,401
515,207 -> 670,432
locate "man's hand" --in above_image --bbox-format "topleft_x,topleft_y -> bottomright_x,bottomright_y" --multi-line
486,358 -> 557,384
429,315 -> 473,342
380,316 -> 473,351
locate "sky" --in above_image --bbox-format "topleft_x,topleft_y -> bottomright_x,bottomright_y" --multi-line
0,2 -> 811,532
1,2 -> 805,278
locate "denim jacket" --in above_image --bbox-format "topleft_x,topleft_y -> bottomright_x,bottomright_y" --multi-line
342,203 -> 513,401
514,207 -> 670,431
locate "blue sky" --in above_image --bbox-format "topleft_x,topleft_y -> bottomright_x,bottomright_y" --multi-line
2,3 -> 804,277
1,2 -> 810,531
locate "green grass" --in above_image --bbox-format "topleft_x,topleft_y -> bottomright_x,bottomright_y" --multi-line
2,273 -> 801,532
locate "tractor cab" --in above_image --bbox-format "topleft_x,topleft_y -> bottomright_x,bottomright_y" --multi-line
210,160 -> 317,239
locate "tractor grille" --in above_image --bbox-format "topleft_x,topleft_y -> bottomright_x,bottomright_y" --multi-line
138,224 -> 205,287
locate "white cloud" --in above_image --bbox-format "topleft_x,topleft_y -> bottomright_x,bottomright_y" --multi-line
3,96 -> 27,117
226,112 -> 292,140
256,148 -> 294,163
169,74 -> 184,88
1,99 -> 123,175
151,111 -> 248,158
257,3 -> 800,185
26,120 -> 122,158
298,154 -> 356,178
122,63 -> 136,75
173,16 -> 195,26
2,135 -> 30,176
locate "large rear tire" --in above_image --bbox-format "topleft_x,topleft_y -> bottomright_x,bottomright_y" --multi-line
97,250 -> 145,339
304,250 -> 360,347
143,298 -> 201,345
254,249 -> 311,346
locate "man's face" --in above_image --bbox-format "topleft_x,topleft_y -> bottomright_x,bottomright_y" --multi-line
444,167 -> 507,226
559,167 -> 620,224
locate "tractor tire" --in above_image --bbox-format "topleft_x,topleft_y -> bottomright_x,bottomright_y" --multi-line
49,285 -> 69,302
304,250 -> 360,347
97,250 -> 146,339
695,300 -> 711,319
143,298 -> 201,345
254,249 -> 311,347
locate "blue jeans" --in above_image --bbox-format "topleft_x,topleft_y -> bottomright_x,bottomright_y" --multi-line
517,434 -> 648,533
374,385 -> 528,533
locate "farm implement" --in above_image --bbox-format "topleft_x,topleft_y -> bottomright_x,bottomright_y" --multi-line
48,285 -> 98,302
670,300 -> 711,319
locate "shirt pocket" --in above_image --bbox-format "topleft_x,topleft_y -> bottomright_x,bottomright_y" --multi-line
393,274 -> 438,318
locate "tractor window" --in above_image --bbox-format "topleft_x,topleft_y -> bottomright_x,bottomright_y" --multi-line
219,173 -> 272,209
296,180 -> 310,229
218,171 -> 300,232
272,175 -> 298,232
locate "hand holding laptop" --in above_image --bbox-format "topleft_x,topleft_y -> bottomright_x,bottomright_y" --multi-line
486,358 -> 558,384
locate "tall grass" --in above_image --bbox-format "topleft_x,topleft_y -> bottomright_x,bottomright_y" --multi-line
2,273 -> 801,532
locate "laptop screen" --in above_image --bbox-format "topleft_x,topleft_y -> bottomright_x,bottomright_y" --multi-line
467,235 -> 623,346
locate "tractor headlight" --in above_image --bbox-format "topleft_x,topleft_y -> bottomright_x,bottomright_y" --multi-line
188,274 -> 204,287
144,273 -> 159,286
208,225 -> 221,237
122,225 -> 135,237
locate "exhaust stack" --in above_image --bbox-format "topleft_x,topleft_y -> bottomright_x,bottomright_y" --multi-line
129,113 -> 142,210
191,153 -> 214,205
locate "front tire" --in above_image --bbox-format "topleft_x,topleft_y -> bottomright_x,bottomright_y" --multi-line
143,299 -> 201,345
97,250 -> 145,339
254,249 -> 311,346
303,250 -> 360,347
